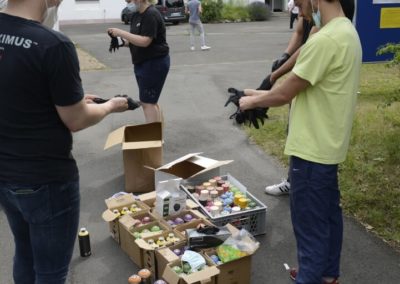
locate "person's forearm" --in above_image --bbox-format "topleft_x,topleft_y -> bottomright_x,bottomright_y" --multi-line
118,30 -> 152,47
67,103 -> 113,132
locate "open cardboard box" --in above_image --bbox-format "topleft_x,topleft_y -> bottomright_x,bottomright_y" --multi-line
202,224 -> 259,284
163,258 -> 219,284
155,241 -> 187,281
153,209 -> 207,228
135,230 -> 186,281
119,216 -> 169,267
101,193 -> 150,244
173,218 -> 213,238
104,122 -> 163,193
149,153 -> 233,185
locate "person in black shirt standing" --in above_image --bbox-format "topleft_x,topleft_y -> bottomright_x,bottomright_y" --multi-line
0,1 -> 131,283
107,0 -> 170,123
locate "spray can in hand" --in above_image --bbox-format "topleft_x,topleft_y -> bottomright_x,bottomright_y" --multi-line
78,227 -> 91,257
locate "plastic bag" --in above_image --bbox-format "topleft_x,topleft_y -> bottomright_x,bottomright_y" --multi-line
216,228 -> 260,262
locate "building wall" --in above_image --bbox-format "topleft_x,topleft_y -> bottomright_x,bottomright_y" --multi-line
59,0 -> 125,23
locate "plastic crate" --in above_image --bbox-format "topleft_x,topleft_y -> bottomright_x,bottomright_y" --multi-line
180,174 -> 267,236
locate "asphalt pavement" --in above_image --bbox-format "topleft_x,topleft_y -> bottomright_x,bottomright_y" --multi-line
0,16 -> 399,284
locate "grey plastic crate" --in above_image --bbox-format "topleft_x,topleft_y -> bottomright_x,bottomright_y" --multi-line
180,174 -> 267,236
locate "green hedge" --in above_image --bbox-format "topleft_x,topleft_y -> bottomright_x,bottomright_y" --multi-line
201,0 -> 271,23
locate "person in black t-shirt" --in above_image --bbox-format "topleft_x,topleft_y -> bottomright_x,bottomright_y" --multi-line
107,0 -> 170,123
0,1 -> 131,283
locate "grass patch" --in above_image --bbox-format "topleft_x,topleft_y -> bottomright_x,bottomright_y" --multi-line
245,64 -> 400,250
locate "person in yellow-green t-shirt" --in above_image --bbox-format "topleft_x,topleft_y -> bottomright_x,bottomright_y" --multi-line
239,0 -> 362,283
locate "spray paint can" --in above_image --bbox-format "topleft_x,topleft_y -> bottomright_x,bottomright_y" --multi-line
78,227 -> 91,257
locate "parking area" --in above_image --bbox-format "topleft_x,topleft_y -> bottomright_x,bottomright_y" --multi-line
0,16 -> 399,284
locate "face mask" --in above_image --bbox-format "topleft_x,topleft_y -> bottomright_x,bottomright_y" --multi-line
42,6 -> 59,28
127,2 -> 137,12
42,0 -> 63,29
310,0 -> 321,28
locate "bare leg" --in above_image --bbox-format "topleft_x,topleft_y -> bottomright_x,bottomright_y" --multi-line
141,102 -> 160,123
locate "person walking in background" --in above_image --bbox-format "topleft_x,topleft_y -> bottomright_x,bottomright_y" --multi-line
0,0 -> 131,283
288,0 -> 299,29
239,0 -> 362,283
107,0 -> 170,123
186,0 -> 211,51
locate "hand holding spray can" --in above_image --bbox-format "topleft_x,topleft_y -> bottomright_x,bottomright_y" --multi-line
78,227 -> 91,257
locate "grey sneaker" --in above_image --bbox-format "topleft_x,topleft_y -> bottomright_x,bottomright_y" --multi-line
265,179 -> 290,196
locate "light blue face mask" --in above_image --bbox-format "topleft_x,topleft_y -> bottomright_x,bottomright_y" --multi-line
127,2 -> 137,12
310,0 -> 321,28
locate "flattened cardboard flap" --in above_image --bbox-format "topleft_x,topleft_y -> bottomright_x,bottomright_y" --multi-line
104,122 -> 162,150
104,126 -> 126,150
188,156 -> 233,179
152,153 -> 233,180
105,193 -> 136,210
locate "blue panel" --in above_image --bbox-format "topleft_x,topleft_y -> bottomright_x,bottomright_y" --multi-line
356,2 -> 400,62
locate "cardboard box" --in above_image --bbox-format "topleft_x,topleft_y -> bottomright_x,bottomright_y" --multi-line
135,230 -> 186,281
160,210 -> 208,230
151,153 -> 233,185
119,217 -> 169,267
155,241 -> 187,281
202,224 -> 259,284
203,248 -> 251,284
174,218 -> 213,238
104,122 -> 163,193
163,259 -> 219,284
101,193 -> 150,244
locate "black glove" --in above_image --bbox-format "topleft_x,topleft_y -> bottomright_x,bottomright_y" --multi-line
108,32 -> 125,53
271,52 -> 290,72
92,94 -> 141,111
114,94 -> 141,110
225,88 -> 268,129
224,87 -> 244,107
257,74 -> 273,91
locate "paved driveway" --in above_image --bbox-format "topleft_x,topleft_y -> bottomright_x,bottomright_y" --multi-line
0,17 -> 399,284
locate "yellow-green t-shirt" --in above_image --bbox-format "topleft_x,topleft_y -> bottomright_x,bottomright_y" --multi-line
284,17 -> 362,164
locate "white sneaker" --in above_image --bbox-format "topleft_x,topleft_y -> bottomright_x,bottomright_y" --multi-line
265,179 -> 290,196
190,46 -> 195,51
201,45 -> 211,51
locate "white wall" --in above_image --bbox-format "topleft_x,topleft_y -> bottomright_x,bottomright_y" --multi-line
59,0 -> 126,23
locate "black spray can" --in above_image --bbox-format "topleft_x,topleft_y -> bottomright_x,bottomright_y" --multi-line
78,227 -> 91,257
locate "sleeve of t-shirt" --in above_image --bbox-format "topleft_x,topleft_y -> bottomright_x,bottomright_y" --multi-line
44,41 -> 84,106
140,11 -> 158,39
292,33 -> 337,86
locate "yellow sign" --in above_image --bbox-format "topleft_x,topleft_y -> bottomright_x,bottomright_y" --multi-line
380,8 -> 400,28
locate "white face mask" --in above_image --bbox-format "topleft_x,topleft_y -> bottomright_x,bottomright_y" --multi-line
42,0 -> 63,29
42,6 -> 59,28
310,0 -> 321,28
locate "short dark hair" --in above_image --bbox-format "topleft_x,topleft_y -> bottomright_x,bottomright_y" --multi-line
339,0 -> 355,21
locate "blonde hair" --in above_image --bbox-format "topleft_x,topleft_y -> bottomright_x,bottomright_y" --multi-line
149,0 -> 157,4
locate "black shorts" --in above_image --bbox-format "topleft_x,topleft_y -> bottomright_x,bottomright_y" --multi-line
134,55 -> 170,104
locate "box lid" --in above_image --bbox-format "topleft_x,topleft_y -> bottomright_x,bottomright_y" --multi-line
104,122 -> 162,150
163,260 -> 220,284
152,153 -> 233,180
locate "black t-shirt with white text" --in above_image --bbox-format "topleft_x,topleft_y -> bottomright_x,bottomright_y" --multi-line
129,6 -> 169,64
0,13 -> 84,184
